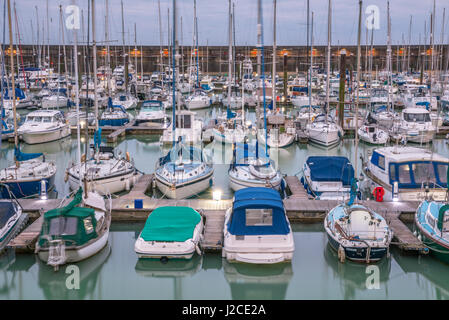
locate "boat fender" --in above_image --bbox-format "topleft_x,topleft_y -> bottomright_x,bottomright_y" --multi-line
195,244 -> 202,256
125,179 -> 130,191
417,234 -> 422,241
373,187 -> 385,202
64,171 -> 69,183
338,245 -> 345,263
126,151 -> 130,162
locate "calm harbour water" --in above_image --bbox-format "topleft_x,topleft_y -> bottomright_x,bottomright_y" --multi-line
1,223 -> 449,300
2,106 -> 449,299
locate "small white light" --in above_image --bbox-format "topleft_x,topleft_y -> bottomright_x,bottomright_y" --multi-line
213,189 -> 222,201
40,180 -> 48,200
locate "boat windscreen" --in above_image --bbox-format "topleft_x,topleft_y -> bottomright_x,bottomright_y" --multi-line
0,203 -> 17,229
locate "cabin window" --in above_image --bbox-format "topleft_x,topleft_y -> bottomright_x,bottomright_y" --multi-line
42,117 -> 52,123
412,163 -> 435,184
245,209 -> 273,227
49,217 -> 78,236
378,155 -> 385,170
398,164 -> 412,184
389,164 -> 396,182
437,163 -> 448,184
404,113 -> 430,122
83,217 -> 94,234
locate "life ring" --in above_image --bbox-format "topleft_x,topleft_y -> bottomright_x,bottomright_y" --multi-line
373,186 -> 385,202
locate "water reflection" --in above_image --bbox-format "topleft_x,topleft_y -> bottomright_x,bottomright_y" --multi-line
135,255 -> 203,300
323,243 -> 391,300
394,252 -> 449,300
37,243 -> 111,300
223,260 -> 293,300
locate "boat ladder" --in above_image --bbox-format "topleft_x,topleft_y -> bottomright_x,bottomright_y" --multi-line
47,239 -> 67,271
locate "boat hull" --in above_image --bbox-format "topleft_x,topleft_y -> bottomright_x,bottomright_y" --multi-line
326,232 -> 388,262
19,126 -> 70,145
155,171 -> 213,199
38,230 -> 109,264
68,170 -> 141,195
0,174 -> 56,199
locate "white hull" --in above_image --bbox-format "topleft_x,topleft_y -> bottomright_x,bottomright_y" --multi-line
307,127 -> 340,147
68,170 -> 141,195
155,171 -> 213,199
135,221 -> 203,259
19,126 -> 70,144
38,230 -> 109,264
222,208 -> 294,264
228,172 -> 282,192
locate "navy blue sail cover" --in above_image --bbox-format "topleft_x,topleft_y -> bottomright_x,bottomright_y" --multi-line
306,156 -> 354,186
228,187 -> 290,236
14,147 -> 43,162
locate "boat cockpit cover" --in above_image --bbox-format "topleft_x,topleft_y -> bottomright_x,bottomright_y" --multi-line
306,156 -> 354,186
140,206 -> 201,242
14,147 -> 43,162
0,202 -> 16,229
228,188 -> 290,236
44,188 -> 94,219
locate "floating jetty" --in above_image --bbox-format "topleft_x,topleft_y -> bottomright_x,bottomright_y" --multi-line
3,176 -> 428,255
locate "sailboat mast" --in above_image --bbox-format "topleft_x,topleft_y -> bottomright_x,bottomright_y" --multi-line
92,0 -> 99,131
227,0 -> 232,115
354,0 -> 362,177
325,0 -> 331,126
272,0 -> 277,112
386,1 -> 391,112
171,0 -> 176,146
60,5 -> 69,97
68,4 -> 81,183
6,0 -> 17,155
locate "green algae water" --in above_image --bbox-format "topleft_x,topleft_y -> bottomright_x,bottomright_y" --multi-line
1,223 -> 449,300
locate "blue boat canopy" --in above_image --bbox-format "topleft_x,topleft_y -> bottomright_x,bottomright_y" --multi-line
228,187 -> 290,236
14,147 -> 43,162
306,156 -> 354,186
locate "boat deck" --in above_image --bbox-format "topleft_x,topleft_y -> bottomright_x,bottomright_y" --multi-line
4,176 -> 428,254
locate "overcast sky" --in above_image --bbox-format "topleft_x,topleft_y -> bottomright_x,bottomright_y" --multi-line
2,0 -> 448,46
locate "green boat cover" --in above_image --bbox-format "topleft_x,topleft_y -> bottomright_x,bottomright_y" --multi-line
44,187 -> 95,219
140,206 -> 201,242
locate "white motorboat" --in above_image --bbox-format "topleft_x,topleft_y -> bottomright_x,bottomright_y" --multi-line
301,156 -> 355,201
306,114 -> 342,147
135,206 -> 204,259
135,100 -> 170,128
392,107 -> 436,144
17,109 -> 70,144
362,146 -> 449,201
358,125 -> 389,145
155,142 -> 214,199
41,90 -> 69,109
259,127 -> 295,148
112,92 -> 138,110
222,187 -> 294,264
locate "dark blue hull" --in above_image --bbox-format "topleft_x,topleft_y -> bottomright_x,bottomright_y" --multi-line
0,174 -> 56,199
99,118 -> 129,127
327,232 -> 388,262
